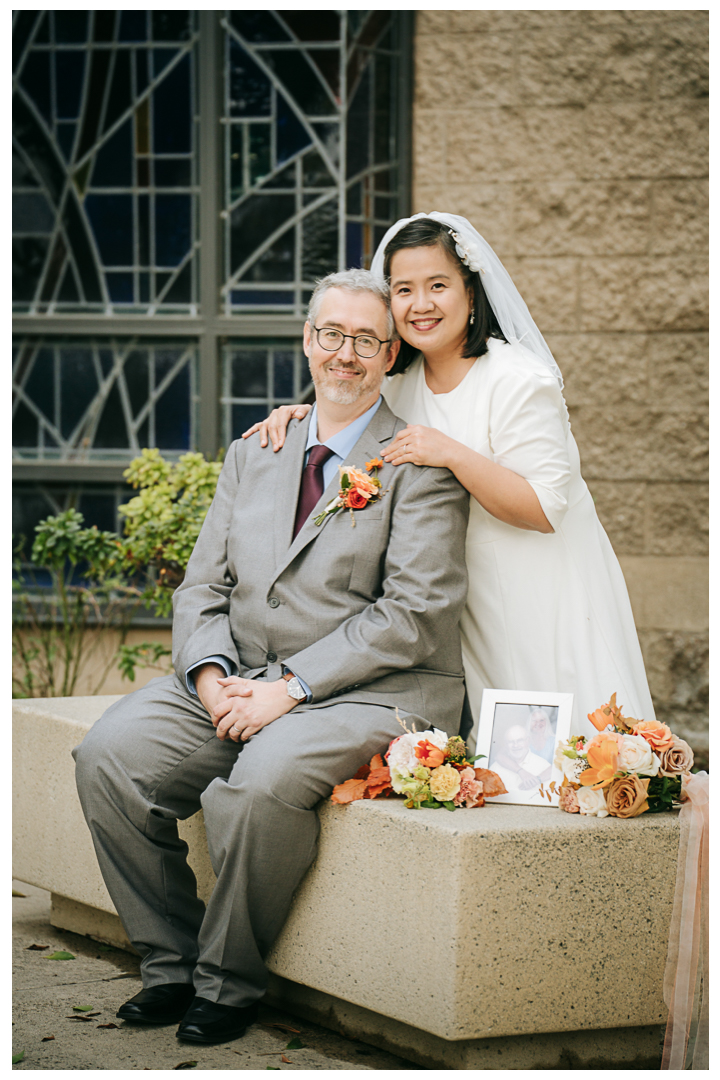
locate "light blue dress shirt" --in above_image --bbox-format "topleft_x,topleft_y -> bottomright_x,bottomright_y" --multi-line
186,395 -> 384,702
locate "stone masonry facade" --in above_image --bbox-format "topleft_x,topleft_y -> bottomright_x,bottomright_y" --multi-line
412,10 -> 708,762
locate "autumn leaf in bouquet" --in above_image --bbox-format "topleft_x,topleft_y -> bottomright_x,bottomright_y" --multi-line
331,711 -> 507,809
331,754 -> 394,804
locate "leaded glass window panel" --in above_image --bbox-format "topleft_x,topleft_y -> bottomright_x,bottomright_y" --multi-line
13,338 -> 198,460
222,340 -> 312,443
12,10 -> 199,314
221,11 -> 403,315
14,481 -> 131,551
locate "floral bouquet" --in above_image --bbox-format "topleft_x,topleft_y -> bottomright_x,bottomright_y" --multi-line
332,716 -> 507,810
556,693 -> 694,819
314,460 -> 384,527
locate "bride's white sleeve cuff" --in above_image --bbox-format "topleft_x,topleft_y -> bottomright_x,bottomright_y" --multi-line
526,479 -> 568,533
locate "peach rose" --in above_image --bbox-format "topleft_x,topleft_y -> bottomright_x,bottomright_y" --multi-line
454,768 -> 485,808
340,466 -> 376,498
631,719 -> 674,754
659,735 -> 694,777
559,785 -> 580,813
605,775 -> 650,818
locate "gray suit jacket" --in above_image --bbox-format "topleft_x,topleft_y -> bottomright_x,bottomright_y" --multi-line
172,400 -> 470,730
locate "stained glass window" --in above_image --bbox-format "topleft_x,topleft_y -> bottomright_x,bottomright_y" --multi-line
222,11 -> 403,314
13,11 -> 411,539
12,10 -> 199,314
222,340 -> 312,443
13,482 -> 130,553
13,337 -> 198,460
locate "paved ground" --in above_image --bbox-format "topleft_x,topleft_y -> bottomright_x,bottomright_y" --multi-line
13,882 -> 422,1071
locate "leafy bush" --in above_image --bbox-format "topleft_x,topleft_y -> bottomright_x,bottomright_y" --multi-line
12,448 -> 223,697
12,510 -> 147,698
119,449 -> 224,616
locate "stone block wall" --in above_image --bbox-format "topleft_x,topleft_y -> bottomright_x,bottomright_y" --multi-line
412,10 -> 708,762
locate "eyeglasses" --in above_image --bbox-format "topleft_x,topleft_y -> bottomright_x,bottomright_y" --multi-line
312,326 -> 390,359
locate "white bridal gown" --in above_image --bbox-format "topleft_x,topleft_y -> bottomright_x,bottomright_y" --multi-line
382,338 -> 656,747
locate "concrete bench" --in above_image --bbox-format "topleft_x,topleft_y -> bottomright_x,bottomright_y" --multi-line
13,696 -> 678,1069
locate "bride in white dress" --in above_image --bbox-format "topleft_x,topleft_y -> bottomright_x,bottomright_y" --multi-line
244,212 -> 656,748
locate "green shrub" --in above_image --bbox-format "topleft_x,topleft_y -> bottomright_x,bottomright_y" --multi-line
119,448 -> 224,616
12,509 -> 147,698
12,448 -> 223,697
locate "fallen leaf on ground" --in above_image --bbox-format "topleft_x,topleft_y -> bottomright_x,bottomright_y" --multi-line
260,1023 -> 301,1034
12,1052 -> 25,1063
12,890 -> 26,898
281,1055 -> 292,1063
173,1062 -> 197,1070
97,1023 -> 118,1029
41,1036 -> 55,1042
26,944 -> 49,951
46,951 -> 75,961
72,1006 -> 94,1012
474,768 -> 508,797
285,1037 -> 305,1050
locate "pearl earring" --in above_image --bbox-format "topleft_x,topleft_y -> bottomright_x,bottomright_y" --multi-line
469,311 -> 475,325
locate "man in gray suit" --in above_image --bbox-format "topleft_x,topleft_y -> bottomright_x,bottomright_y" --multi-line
74,269 -> 469,1045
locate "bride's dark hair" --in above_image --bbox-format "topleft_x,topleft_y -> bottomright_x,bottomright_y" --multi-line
382,218 -> 505,375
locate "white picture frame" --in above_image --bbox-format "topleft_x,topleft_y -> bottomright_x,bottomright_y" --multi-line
476,689 -> 574,807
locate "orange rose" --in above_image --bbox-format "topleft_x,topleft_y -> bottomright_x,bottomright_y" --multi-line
631,719 -> 673,754
605,775 -> 650,818
346,489 -> 369,509
415,739 -> 446,768
579,731 -> 623,788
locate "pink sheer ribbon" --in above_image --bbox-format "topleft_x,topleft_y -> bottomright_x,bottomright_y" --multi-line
662,771 -> 709,1070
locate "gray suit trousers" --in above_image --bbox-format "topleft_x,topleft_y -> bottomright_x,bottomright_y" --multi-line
74,673 -> 423,1006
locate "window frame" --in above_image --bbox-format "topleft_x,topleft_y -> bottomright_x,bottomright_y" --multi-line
12,9 -> 414,487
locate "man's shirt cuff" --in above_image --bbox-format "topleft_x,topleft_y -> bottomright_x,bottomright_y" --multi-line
186,655 -> 237,695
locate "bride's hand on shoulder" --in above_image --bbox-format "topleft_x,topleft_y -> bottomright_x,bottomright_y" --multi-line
382,425 -> 456,469
241,404 -> 311,451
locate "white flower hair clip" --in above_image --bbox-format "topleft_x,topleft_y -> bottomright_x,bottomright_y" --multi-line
448,228 -> 487,275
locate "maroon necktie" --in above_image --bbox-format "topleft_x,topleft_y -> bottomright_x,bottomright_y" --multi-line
292,444 -> 335,539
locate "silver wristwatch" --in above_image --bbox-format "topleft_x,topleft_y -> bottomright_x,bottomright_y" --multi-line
283,673 -> 306,701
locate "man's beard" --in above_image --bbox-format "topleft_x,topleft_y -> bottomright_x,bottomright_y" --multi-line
310,358 -> 384,405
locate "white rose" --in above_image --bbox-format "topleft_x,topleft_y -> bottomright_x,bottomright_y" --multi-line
617,734 -> 660,776
387,729 -> 449,792
577,786 -> 609,818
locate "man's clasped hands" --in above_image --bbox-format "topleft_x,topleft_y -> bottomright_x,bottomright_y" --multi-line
194,664 -> 297,743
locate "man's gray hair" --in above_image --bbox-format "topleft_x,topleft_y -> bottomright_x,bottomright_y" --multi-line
307,269 -> 396,340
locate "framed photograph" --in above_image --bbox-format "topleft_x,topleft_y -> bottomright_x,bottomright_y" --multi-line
476,690 -> 573,806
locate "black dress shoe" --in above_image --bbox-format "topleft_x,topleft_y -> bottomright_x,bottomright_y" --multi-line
116,983 -> 197,1024
176,996 -> 259,1044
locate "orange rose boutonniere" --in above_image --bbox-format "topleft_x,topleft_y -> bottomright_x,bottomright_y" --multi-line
314,460 -> 384,527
